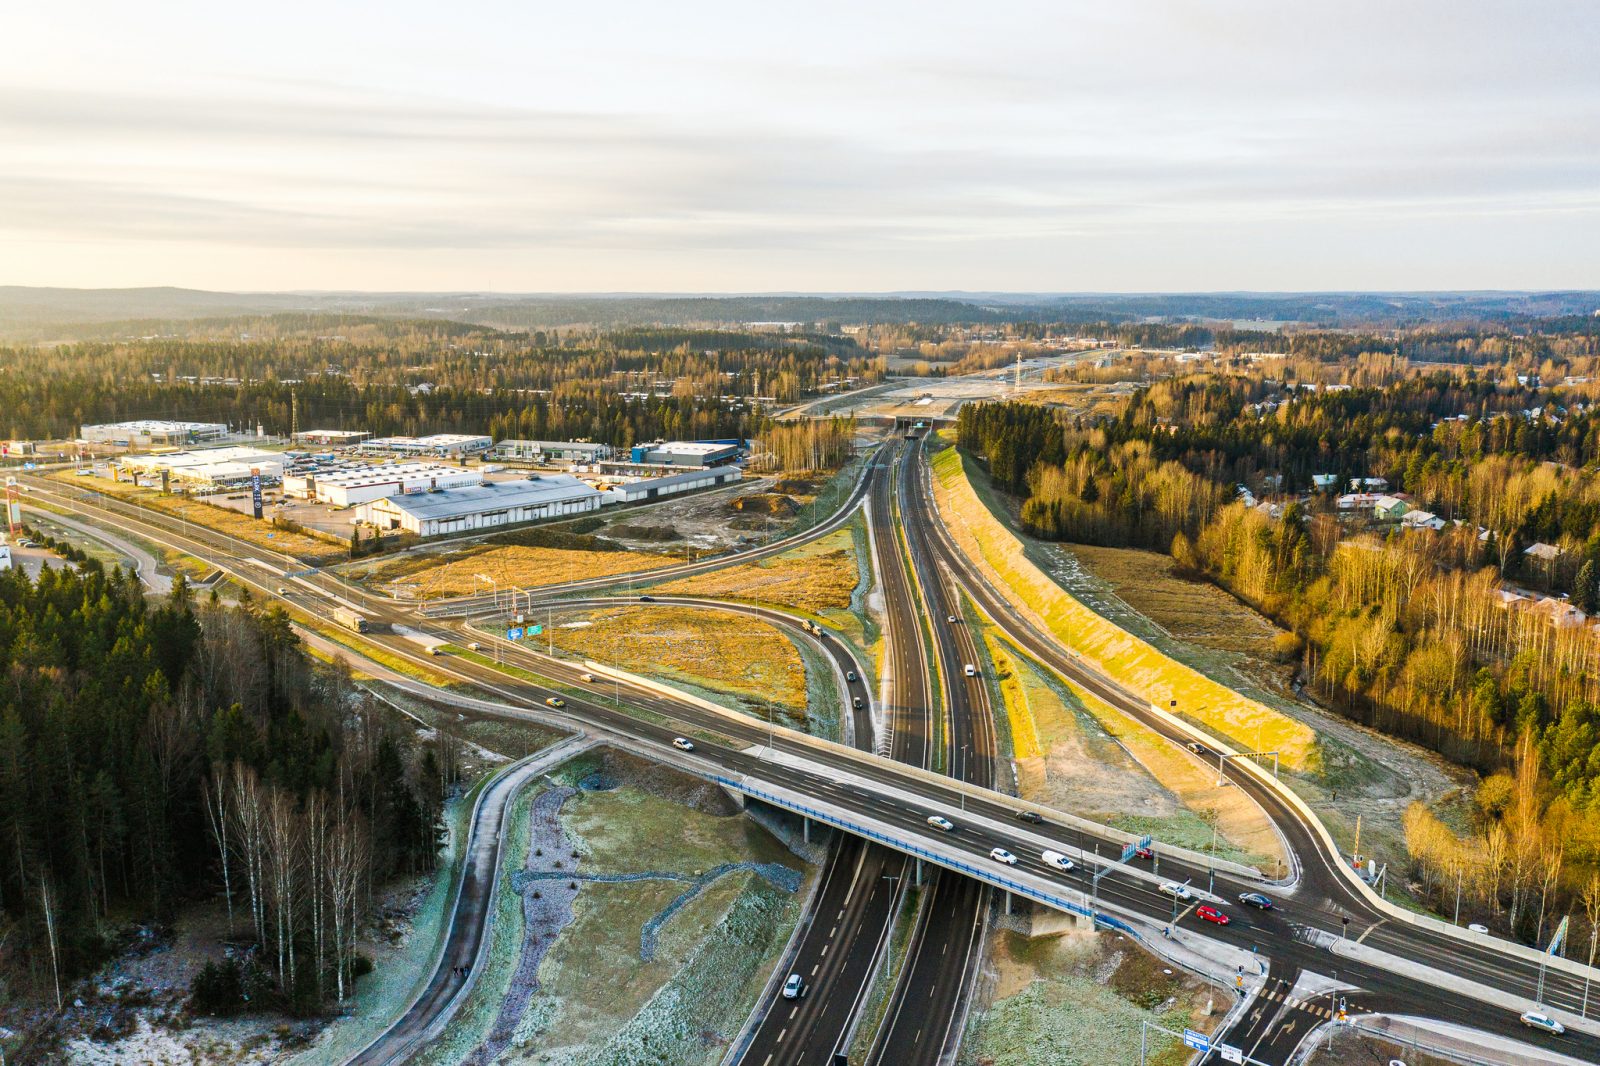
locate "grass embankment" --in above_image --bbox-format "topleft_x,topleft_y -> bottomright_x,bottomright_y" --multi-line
54,472 -> 343,560
975,619 -> 1280,868
928,439 -> 1318,771
542,605 -> 809,718
365,542 -> 676,599
424,782 -> 807,1065
653,524 -> 864,624
964,932 -> 1215,1066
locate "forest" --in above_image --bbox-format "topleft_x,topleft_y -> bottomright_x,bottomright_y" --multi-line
0,320 -> 882,444
957,373 -> 1600,950
0,563 -> 445,1015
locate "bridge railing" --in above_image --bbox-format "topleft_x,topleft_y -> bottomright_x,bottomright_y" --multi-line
716,774 -> 1133,934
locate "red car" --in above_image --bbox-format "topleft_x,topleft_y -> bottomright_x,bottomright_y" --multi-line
1134,846 -> 1154,860
1196,905 -> 1230,926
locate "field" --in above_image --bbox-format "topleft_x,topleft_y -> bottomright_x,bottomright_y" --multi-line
651,526 -> 858,613
364,543 -> 677,599
961,930 -> 1218,1066
541,604 -> 809,718
974,620 -> 1280,868
416,758 -> 810,1066
927,438 -> 1319,770
54,471 -> 346,560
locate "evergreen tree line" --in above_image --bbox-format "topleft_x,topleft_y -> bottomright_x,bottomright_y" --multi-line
0,564 -> 444,1013
0,327 -> 880,443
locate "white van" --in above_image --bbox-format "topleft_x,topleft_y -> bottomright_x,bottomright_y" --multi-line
1041,850 -> 1075,871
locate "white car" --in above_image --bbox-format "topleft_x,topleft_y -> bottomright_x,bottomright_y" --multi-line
1041,849 -> 1075,871
963,664 -> 977,677
1519,1010 -> 1565,1035
782,973 -> 806,1000
926,815 -> 955,832
946,614 -> 957,624
1467,923 -> 1489,934
672,737 -> 695,752
1158,881 -> 1193,901
989,847 -> 1018,866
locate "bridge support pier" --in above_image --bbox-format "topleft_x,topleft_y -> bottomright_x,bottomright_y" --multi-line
802,817 -> 810,844
915,858 -> 923,886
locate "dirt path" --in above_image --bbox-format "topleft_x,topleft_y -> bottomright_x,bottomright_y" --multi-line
463,786 -> 582,1066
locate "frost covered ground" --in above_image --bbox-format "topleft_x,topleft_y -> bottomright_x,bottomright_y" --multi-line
417,751 -> 814,1066
961,928 -> 1219,1066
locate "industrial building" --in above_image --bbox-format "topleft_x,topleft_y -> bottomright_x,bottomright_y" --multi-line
81,420 -> 228,448
490,439 -> 614,463
359,434 -> 493,458
283,463 -> 480,507
603,466 -> 744,503
354,475 -> 601,537
118,447 -> 285,487
627,440 -> 742,467
292,429 -> 371,448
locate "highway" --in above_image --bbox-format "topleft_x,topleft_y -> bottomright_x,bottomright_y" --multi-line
866,431 -> 992,1066
738,437 -> 926,1066
21,452 -> 1600,1064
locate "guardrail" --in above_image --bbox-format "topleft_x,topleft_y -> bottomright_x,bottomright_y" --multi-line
717,775 -> 1133,935
591,660 -> 1262,881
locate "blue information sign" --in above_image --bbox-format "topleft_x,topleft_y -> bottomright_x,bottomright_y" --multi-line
507,627 -> 524,641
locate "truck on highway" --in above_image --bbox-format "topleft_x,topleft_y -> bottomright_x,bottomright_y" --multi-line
333,606 -> 371,634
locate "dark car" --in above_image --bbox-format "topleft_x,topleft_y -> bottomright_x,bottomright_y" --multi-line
1186,741 -> 1207,755
639,595 -> 655,602
1016,810 -> 1044,825
846,670 -> 858,682
1238,892 -> 1274,910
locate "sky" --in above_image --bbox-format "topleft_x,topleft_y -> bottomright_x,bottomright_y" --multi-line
2,1 -> 1597,293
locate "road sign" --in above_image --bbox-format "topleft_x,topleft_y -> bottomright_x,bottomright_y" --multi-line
530,624 -> 543,635
1182,1028 -> 1209,1052
1219,1045 -> 1243,1063
507,627 -> 524,641
1549,915 -> 1569,955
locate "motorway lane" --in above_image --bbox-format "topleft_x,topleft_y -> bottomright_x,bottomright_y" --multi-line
869,431 -> 995,1066
901,444 -> 1600,1062
28,455 -> 1600,1062
741,437 -> 930,1066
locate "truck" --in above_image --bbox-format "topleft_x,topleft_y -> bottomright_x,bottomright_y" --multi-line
333,606 -> 371,634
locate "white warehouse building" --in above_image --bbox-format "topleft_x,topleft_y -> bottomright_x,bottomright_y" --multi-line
81,420 -> 228,448
359,434 -> 493,458
283,463 -> 480,507
118,447 -> 284,486
354,475 -> 601,537
604,466 -> 743,503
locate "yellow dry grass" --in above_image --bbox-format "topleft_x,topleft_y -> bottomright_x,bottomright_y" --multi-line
929,441 -> 1318,771
1058,675 -> 1287,869
56,471 -> 344,559
390,544 -> 677,598
546,605 -> 807,713
651,528 -> 859,615
980,628 -> 1045,760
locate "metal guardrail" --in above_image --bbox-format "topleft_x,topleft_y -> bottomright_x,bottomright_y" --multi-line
716,775 -> 1133,935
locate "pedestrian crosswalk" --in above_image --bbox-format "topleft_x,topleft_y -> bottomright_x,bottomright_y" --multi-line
1254,985 -> 1347,1021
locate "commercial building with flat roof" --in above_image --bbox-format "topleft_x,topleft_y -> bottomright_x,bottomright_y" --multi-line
81,420 -> 228,448
354,475 -> 600,537
118,447 -> 284,486
284,463 -> 480,507
293,429 -> 371,447
628,440 -> 741,467
491,439 -> 614,463
604,466 -> 743,504
359,434 -> 493,457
